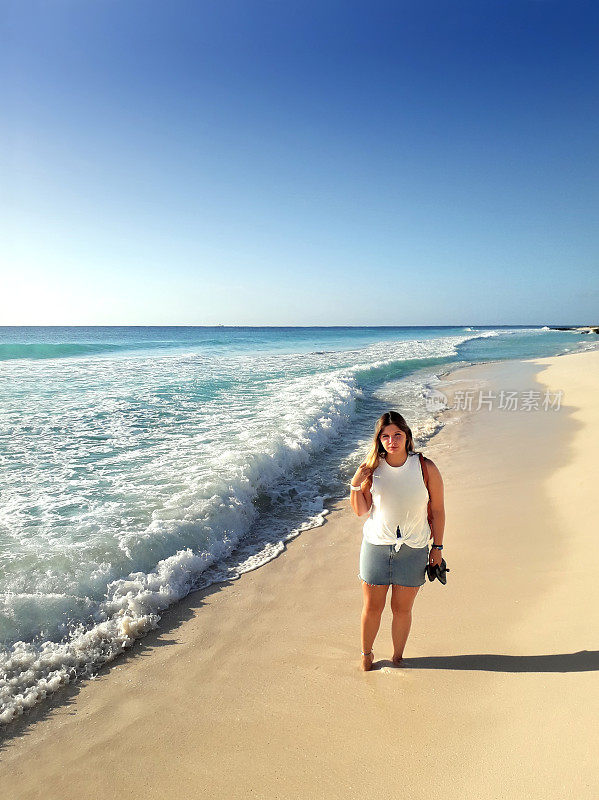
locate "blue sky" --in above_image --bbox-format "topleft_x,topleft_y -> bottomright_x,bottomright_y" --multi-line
3,0 -> 598,325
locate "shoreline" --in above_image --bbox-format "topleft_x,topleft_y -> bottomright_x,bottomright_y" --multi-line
0,347 -> 542,728
1,348 -> 598,799
2,341 -> 597,730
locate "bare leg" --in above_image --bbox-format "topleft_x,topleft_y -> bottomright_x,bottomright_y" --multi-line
390,585 -> 420,664
360,582 -> 388,671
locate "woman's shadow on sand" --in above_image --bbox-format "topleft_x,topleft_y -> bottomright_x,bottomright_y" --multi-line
374,650 -> 599,672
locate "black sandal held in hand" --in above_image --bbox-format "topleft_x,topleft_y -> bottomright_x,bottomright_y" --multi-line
426,558 -> 450,585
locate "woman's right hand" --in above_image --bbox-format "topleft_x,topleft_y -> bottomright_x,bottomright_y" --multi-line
351,462 -> 373,488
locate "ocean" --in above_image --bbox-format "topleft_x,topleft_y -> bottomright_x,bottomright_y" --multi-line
0,324 -> 596,723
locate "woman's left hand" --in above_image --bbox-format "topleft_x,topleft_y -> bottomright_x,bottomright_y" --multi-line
429,548 -> 443,567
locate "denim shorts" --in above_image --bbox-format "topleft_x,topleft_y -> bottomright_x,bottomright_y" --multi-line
358,538 -> 428,587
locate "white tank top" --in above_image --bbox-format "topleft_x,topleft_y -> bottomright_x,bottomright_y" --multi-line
362,451 -> 431,551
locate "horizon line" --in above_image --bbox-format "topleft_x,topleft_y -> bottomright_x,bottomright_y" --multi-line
0,323 -> 592,330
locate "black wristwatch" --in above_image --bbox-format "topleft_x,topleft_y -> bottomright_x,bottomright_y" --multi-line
431,544 -> 443,550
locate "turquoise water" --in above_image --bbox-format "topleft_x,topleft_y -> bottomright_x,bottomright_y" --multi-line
3,323 -> 594,361
0,324 -> 596,723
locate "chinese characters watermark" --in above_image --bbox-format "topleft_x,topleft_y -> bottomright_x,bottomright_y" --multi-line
424,388 -> 563,413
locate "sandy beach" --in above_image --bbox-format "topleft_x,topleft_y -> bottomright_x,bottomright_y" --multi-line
1,347 -> 598,800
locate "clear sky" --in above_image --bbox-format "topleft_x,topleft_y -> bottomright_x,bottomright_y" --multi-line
3,0 -> 598,326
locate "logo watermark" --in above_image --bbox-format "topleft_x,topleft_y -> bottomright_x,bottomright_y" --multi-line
424,388 -> 563,412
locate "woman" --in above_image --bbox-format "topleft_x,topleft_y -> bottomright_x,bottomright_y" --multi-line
350,410 -> 445,671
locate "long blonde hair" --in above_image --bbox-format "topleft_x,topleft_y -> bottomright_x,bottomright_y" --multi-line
364,411 -> 416,473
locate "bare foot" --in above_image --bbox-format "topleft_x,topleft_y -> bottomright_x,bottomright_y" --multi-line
392,654 -> 405,666
361,651 -> 374,671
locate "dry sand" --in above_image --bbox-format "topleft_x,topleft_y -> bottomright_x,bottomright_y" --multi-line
1,348 -> 598,800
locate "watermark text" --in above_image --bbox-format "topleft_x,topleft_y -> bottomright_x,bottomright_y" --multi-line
424,388 -> 563,412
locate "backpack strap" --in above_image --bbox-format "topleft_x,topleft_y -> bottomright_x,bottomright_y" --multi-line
418,452 -> 434,538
